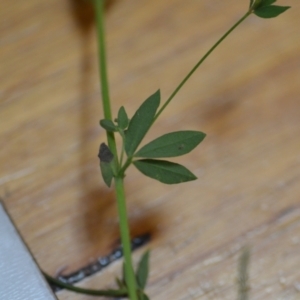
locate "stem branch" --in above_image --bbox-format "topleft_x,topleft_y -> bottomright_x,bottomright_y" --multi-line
44,272 -> 127,297
154,11 -> 251,122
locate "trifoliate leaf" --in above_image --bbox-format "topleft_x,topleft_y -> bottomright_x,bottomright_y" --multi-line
136,250 -> 150,289
125,90 -> 160,157
117,106 -> 129,130
100,119 -> 118,132
254,5 -> 290,18
133,159 -> 197,184
135,131 -> 206,158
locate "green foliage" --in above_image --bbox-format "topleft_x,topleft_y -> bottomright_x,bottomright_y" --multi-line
117,254 -> 151,300
44,272 -> 127,297
117,106 -> 129,130
254,5 -> 290,18
133,159 -> 197,184
125,90 -> 161,157
135,131 -> 206,158
139,292 -> 150,300
100,119 -> 118,132
115,262 -> 128,291
136,251 -> 151,300
93,0 -> 292,298
259,0 -> 276,7
136,251 -> 150,290
100,106 -> 130,133
251,0 -> 290,18
98,143 -> 114,187
100,161 -> 114,187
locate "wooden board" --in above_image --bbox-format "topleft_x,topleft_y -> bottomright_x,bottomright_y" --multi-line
1,0 -> 300,299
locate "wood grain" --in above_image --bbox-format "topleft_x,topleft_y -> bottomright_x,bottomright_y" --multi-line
1,0 -> 300,299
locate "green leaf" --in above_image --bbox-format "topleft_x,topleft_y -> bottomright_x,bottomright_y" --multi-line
100,161 -> 114,187
254,5 -> 290,18
117,106 -> 129,130
125,90 -> 160,157
259,0 -> 277,7
135,131 -> 206,158
44,271 -> 128,297
139,292 -> 150,300
136,250 -> 150,289
251,0 -> 262,9
133,159 -> 197,184
251,0 -> 277,9
100,119 -> 118,132
98,143 -> 114,187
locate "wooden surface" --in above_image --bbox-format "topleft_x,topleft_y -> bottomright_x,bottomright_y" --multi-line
1,0 -> 300,299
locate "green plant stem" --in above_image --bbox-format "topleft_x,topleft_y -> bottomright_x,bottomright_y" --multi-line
114,176 -> 138,300
119,157 -> 133,176
44,272 -> 127,297
119,130 -> 126,167
95,0 -> 118,165
153,11 -> 252,122
95,1 -> 138,299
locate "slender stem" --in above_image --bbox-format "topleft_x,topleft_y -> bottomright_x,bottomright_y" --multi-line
95,0 -> 118,164
153,11 -> 251,122
94,5 -> 251,300
119,130 -> 126,167
119,157 -> 133,177
119,144 -> 125,167
114,176 -> 138,300
44,272 -> 127,297
95,2 -> 137,299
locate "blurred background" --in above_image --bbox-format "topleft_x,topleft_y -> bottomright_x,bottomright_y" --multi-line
1,0 -> 300,299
